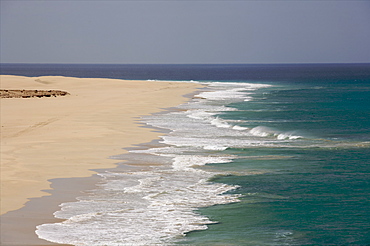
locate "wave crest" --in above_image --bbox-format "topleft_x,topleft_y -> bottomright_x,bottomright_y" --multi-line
249,126 -> 304,140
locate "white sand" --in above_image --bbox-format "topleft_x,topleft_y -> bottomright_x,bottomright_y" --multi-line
0,75 -> 199,215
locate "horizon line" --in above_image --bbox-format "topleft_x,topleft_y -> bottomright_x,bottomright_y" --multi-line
1,62 -> 370,66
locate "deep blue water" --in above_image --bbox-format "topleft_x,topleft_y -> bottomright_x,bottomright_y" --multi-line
1,63 -> 369,82
2,63 -> 370,245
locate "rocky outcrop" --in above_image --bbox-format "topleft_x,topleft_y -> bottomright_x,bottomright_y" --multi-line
0,89 -> 69,98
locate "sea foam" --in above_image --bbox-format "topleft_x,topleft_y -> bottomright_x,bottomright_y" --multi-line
36,81 -> 277,245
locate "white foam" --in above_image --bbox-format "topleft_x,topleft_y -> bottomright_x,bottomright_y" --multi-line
36,81 -> 277,245
197,89 -> 248,101
211,117 -> 233,128
249,126 -> 274,137
37,159 -> 240,245
171,155 -> 233,171
205,81 -> 272,89
194,81 -> 271,103
232,125 -> 249,131
203,145 -> 228,151
187,110 -> 216,121
249,126 -> 303,140
277,133 -> 303,140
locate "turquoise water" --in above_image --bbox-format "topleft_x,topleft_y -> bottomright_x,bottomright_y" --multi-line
179,79 -> 370,245
3,64 -> 369,245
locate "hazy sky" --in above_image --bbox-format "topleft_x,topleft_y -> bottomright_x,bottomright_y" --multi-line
1,0 -> 369,64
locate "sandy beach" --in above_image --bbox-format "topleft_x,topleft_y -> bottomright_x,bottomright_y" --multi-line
0,75 -> 199,245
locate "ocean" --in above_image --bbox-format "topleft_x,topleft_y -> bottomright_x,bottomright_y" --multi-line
1,63 -> 370,245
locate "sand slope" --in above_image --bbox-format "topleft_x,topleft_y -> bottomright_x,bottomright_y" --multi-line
0,75 -> 199,214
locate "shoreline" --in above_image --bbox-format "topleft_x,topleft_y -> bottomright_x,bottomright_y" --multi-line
0,75 -> 200,245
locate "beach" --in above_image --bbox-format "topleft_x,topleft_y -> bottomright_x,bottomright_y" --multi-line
0,75 -> 199,245
1,64 -> 369,245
